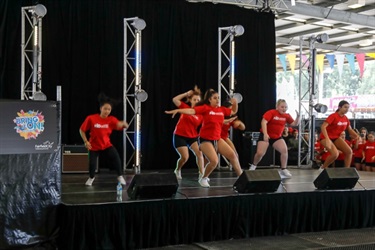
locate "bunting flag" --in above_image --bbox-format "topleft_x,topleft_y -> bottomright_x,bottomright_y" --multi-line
326,54 -> 335,69
355,53 -> 365,78
278,54 -> 287,72
316,54 -> 325,72
336,54 -> 345,78
286,54 -> 296,74
366,53 -> 375,59
301,54 -> 309,68
345,54 -> 356,74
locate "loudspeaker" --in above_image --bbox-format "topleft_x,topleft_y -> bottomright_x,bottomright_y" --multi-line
127,173 -> 179,199
313,168 -> 359,190
233,169 -> 281,193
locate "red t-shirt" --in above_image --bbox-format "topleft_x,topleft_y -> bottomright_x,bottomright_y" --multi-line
194,104 -> 231,140
174,102 -> 203,138
320,112 -> 349,140
363,141 -> 375,163
260,109 -> 294,139
221,121 -> 233,139
320,143 -> 330,161
80,114 -> 120,151
352,139 -> 366,158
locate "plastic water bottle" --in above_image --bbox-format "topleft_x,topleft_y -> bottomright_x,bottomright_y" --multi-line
116,182 -> 122,202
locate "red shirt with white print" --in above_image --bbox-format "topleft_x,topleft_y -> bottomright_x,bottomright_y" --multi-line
260,109 -> 294,139
174,102 -> 203,138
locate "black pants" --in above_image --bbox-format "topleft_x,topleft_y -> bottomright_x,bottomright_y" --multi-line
88,146 -> 122,178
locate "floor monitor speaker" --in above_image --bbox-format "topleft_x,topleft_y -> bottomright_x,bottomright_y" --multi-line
233,169 -> 281,193
127,173 -> 179,199
313,168 -> 359,190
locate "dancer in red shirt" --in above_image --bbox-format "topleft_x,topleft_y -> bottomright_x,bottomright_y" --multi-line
166,89 -> 242,187
250,99 -> 299,178
352,128 -> 366,171
79,93 -> 129,186
320,100 -> 358,169
221,100 -> 246,158
362,131 -> 375,172
172,86 -> 204,181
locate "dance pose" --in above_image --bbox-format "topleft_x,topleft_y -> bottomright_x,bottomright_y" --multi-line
250,99 -> 299,178
166,89 -> 243,187
171,86 -> 204,180
319,100 -> 358,169
79,93 -> 128,186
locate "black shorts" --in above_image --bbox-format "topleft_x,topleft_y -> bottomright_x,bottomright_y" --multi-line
258,133 -> 282,146
198,137 -> 218,151
173,134 -> 198,148
365,162 -> 375,167
354,157 -> 364,164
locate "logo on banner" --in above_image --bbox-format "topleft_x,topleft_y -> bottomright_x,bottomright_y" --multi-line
13,110 -> 45,139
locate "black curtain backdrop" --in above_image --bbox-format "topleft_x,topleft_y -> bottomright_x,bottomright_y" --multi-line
0,0 -> 276,170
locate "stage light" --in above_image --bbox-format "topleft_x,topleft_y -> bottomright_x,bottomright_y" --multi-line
231,93 -> 243,103
309,33 -> 329,44
33,91 -> 47,101
232,25 -> 245,37
131,18 -> 146,31
316,33 -> 329,43
313,103 -> 328,113
135,89 -> 148,102
33,4 -> 47,18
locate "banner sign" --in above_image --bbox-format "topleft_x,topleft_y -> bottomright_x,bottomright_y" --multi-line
0,100 -> 58,154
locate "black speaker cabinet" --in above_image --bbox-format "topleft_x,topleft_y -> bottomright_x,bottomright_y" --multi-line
127,173 -> 179,199
233,169 -> 281,193
314,168 -> 359,190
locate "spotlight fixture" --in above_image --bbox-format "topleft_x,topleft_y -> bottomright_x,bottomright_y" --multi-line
231,93 -> 243,104
309,33 -> 329,44
231,25 -> 245,37
131,18 -> 146,31
33,4 -> 47,18
313,103 -> 328,113
134,89 -> 148,102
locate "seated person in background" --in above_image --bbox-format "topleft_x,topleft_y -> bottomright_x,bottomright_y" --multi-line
287,129 -> 299,164
287,129 -> 299,151
282,126 -> 292,143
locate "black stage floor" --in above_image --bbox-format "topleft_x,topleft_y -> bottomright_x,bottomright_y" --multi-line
61,167 -> 375,205
58,167 -> 375,249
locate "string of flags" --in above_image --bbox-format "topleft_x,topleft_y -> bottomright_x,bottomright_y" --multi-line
277,53 -> 375,78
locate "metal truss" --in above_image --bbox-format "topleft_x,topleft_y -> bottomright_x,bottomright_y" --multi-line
20,4 -> 47,101
187,0 -> 288,12
123,17 -> 147,174
297,34 -> 324,167
217,25 -> 244,170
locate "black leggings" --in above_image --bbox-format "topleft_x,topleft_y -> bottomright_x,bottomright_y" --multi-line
88,146 -> 122,178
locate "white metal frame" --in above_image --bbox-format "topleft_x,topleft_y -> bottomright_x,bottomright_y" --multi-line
123,17 -> 147,174
21,5 -> 46,100
217,25 -> 243,169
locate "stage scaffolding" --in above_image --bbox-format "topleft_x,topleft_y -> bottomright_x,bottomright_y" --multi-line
20,4 -> 47,101
297,34 -> 328,167
217,25 -> 244,169
123,17 -> 148,174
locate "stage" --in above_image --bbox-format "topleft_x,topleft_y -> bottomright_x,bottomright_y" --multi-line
58,167 -> 375,249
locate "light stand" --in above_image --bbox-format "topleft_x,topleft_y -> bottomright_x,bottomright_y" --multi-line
21,4 -> 47,101
218,25 -> 244,169
123,17 -> 148,174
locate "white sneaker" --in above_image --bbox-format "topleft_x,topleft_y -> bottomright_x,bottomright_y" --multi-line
198,172 -> 210,182
249,164 -> 257,170
199,177 -> 210,188
85,177 -> 95,186
279,169 -> 292,178
118,176 -> 126,185
174,169 -> 182,180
